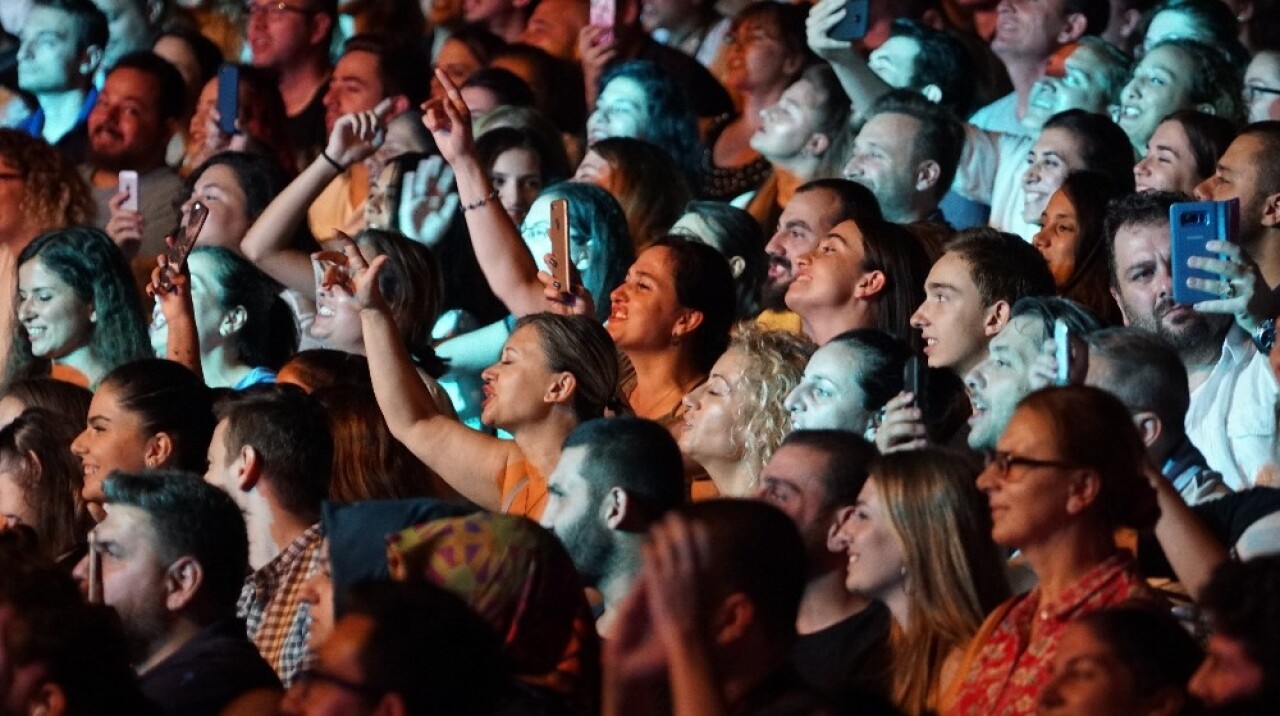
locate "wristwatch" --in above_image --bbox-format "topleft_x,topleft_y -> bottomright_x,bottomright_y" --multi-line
1251,317 -> 1275,355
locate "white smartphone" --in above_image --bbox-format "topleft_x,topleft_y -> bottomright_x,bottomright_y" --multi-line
118,170 -> 139,212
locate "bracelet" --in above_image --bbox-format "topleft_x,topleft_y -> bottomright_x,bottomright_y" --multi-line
320,151 -> 346,172
461,189 -> 501,213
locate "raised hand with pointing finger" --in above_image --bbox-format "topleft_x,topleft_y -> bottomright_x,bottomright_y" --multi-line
325,97 -> 396,170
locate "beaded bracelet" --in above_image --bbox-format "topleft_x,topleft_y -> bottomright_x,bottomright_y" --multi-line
461,189 -> 501,213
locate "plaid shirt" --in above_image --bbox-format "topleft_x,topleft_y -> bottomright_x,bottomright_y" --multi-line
237,523 -> 324,686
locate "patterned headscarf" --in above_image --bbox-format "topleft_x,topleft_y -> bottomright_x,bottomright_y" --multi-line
387,513 -> 601,712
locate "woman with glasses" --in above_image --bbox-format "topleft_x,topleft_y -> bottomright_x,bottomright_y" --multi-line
831,448 -> 1009,716
942,386 -> 1162,715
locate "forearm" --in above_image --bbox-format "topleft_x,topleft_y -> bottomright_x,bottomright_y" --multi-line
242,156 -> 342,293
1152,479 -> 1227,600
453,158 -> 545,315
827,54 -> 887,123
362,302 -> 444,432
162,311 -> 202,378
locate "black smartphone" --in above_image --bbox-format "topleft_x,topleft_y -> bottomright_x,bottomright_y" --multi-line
828,0 -> 870,41
1170,199 -> 1238,305
903,355 -> 924,403
217,64 -> 239,136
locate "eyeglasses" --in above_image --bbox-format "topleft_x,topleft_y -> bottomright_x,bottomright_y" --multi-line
983,450 -> 1081,480
244,1 -> 316,17
1244,84 -> 1280,102
294,668 -> 385,701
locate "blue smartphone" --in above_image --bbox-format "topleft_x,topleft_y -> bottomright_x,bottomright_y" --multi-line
1170,199 -> 1238,305
828,0 -> 870,41
217,64 -> 239,136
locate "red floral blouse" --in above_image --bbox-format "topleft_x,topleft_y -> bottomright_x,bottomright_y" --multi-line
943,552 -> 1155,715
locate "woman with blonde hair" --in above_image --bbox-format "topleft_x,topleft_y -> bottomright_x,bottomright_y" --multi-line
833,448 -> 1010,715
679,324 -> 814,496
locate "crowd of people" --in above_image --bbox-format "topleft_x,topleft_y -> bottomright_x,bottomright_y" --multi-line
1,0 -> 1280,713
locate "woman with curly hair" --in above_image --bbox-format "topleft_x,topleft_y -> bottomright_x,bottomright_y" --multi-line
678,324 -> 814,496
6,227 -> 151,389
0,130 -> 96,248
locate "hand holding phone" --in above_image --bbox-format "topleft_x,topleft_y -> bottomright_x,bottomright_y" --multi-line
159,201 -> 209,291
1171,199 -> 1239,305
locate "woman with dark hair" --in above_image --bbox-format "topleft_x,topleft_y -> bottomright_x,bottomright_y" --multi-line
0,408 -> 94,565
786,328 -> 912,434
586,60 -> 703,185
701,1 -> 813,201
1133,109 -> 1238,194
1141,0 -> 1251,68
1020,110 -> 1136,232
7,227 -> 151,389
784,216 -> 932,348
153,27 -> 223,127
184,64 -> 297,177
432,26 -> 507,98
944,386 -> 1161,714
70,359 -> 215,515
0,378 -> 91,429
574,137 -> 692,251
670,200 -> 766,320
474,126 -> 573,226
1117,38 -> 1245,156
1036,605 -> 1204,716
150,246 -> 298,389
177,151 -> 293,252
1033,171 -> 1126,326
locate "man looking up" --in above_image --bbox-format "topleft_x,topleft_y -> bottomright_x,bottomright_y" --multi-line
84,50 -> 185,260
540,416 -> 686,636
206,384 -> 333,686
1106,190 -> 1279,489
759,178 -> 881,331
16,0 -> 107,162
90,0 -> 165,86
247,0 -> 337,163
844,89 -> 965,225
74,471 -> 281,713
756,430 -> 893,708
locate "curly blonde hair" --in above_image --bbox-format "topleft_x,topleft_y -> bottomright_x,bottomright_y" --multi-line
729,323 -> 815,478
0,130 -> 95,238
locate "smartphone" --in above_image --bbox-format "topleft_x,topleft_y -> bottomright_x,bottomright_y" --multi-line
159,201 -> 209,290
216,64 -> 239,136
1053,318 -> 1070,386
118,170 -> 139,212
828,0 -> 870,41
550,198 -> 571,289
1170,199 -> 1238,305
903,355 -> 924,404
589,0 -> 615,45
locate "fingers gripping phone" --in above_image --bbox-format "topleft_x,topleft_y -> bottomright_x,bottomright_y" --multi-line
828,0 -> 870,41
1171,199 -> 1239,305
217,64 -> 239,135
550,198 -> 571,289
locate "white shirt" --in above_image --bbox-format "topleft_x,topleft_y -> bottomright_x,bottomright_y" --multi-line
1186,326 -> 1280,490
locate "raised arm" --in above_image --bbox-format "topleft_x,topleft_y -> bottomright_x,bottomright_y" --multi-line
241,99 -> 396,295
806,0 -> 889,123
147,254 -> 202,379
1145,461 -> 1227,601
423,70 -> 547,316
342,240 -> 513,510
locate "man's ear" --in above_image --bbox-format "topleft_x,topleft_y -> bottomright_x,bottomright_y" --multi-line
1057,13 -> 1089,44
920,84 -> 943,104
727,255 -> 746,279
165,556 -> 204,612
81,46 -> 105,78
144,432 -> 174,469
983,300 -> 1012,337
237,444 -> 262,492
826,505 -> 854,552
1065,468 -> 1102,516
386,94 -> 411,120
604,486 -> 631,530
914,159 -> 941,193
1195,103 -> 1216,115
1261,190 -> 1280,228
544,371 -> 578,406
308,11 -> 334,48
1132,411 -> 1162,449
710,592 -> 755,646
29,682 -> 68,716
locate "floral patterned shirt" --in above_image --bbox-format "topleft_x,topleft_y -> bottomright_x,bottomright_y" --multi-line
945,552 -> 1155,716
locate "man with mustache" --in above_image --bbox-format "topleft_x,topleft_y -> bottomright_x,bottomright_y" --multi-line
757,178 -> 880,332
82,51 -> 185,261
1107,190 -> 1279,489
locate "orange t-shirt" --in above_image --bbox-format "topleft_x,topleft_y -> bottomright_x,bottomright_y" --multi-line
497,457 -> 548,520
